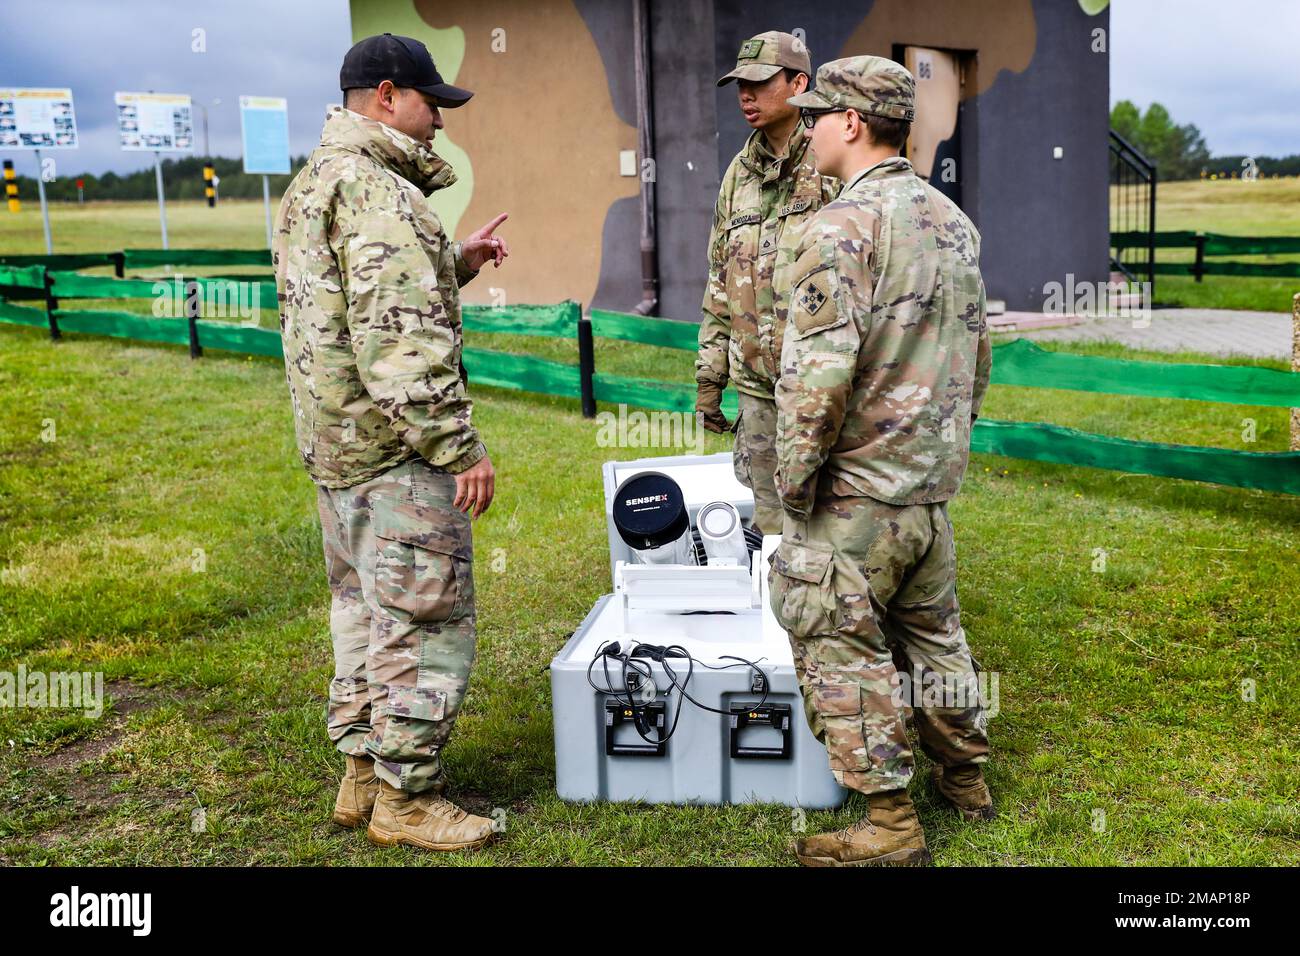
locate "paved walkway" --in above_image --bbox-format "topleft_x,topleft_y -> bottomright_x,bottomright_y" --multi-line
996,309 -> 1293,360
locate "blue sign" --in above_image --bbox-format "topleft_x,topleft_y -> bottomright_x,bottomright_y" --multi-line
239,96 -> 290,175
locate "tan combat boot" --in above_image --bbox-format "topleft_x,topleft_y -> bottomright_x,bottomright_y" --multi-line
366,780 -> 497,852
793,789 -> 931,867
931,763 -> 995,821
332,754 -> 381,829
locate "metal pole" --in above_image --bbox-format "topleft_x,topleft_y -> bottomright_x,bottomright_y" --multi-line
1147,163 -> 1157,299
186,278 -> 203,359
263,174 -> 272,247
43,267 -> 61,341
578,316 -> 596,418
631,0 -> 659,315
154,151 -> 169,249
33,148 -> 52,254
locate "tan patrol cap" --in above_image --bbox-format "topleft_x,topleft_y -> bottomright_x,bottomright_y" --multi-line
787,55 -> 916,122
716,31 -> 812,87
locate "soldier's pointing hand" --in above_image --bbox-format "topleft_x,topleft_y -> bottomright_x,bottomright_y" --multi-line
462,213 -> 511,270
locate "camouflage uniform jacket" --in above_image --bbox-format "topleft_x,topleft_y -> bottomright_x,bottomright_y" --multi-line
697,123 -> 839,398
274,107 -> 485,489
774,156 -> 991,516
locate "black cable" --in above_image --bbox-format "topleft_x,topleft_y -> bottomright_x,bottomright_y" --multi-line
587,640 -> 772,746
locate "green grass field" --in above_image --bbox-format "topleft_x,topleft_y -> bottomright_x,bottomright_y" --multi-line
0,200 -> 1297,866
1113,177 -> 1300,313
0,198 -> 274,252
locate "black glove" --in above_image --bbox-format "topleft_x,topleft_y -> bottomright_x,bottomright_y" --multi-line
695,380 -> 731,434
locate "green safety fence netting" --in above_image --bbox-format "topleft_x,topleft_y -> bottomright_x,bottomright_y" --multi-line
590,308 -> 700,351
1112,231 -> 1300,255
593,371 -> 739,420
4,290 -> 1299,496
1151,261 -> 1300,278
0,300 -> 49,327
462,302 -> 579,338
49,271 -> 280,311
971,418 -> 1300,495
0,264 -> 47,289
0,253 -> 116,270
29,306 -> 578,397
587,313 -> 1300,409
993,338 -> 1300,407
1111,230 -> 1199,249
123,249 -> 272,269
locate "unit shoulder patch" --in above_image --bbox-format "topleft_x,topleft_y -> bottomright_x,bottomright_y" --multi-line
791,266 -> 846,337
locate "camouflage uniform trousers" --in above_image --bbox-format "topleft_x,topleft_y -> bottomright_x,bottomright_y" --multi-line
733,391 -> 783,536
768,492 -> 989,794
316,455 -> 477,795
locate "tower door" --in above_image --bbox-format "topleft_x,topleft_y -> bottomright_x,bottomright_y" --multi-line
903,46 -> 963,207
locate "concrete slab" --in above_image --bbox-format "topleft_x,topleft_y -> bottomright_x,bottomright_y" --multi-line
993,309 -> 1292,360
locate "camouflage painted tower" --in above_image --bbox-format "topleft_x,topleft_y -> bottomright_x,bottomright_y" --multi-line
348,0 -> 1110,317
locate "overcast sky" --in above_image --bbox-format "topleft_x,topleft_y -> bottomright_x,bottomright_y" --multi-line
1,0 -> 1296,178
1109,0 -> 1300,158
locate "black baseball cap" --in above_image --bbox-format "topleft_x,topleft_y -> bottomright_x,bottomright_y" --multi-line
339,33 -> 473,108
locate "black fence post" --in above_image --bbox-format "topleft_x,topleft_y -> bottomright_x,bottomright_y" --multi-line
1147,163 -> 1157,298
43,269 -> 60,341
185,278 -> 203,359
578,315 -> 596,419
111,252 -> 125,279
1193,234 -> 1206,283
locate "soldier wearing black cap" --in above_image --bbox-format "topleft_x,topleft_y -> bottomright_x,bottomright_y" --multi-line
274,33 -> 511,854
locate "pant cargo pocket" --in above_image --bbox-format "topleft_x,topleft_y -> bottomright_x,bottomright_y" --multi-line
373,503 -> 473,626
767,539 -> 838,637
378,685 -> 447,761
811,682 -> 869,773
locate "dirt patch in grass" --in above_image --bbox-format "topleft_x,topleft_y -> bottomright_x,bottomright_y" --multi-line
17,679 -> 228,853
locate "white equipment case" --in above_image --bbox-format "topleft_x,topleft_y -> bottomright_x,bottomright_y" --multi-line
548,452 -> 846,808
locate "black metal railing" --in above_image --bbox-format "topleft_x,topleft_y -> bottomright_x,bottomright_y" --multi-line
1109,129 -> 1157,294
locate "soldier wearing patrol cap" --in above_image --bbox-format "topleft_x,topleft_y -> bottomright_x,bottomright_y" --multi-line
767,56 -> 995,867
695,31 -> 840,535
274,33 -> 512,854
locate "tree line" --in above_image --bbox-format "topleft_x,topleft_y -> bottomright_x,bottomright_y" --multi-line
7,155 -> 308,202
1110,100 -> 1300,180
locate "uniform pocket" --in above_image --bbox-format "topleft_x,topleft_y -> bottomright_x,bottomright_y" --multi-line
731,408 -> 752,487
767,539 -> 838,637
811,682 -> 869,772
378,685 -> 447,761
372,502 -> 473,626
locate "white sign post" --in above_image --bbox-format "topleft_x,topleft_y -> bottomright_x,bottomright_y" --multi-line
239,96 -> 290,248
0,87 -> 79,254
115,92 -> 194,250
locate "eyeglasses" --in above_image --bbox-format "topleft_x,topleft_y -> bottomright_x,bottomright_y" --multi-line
800,107 -> 872,129
799,107 -> 843,129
